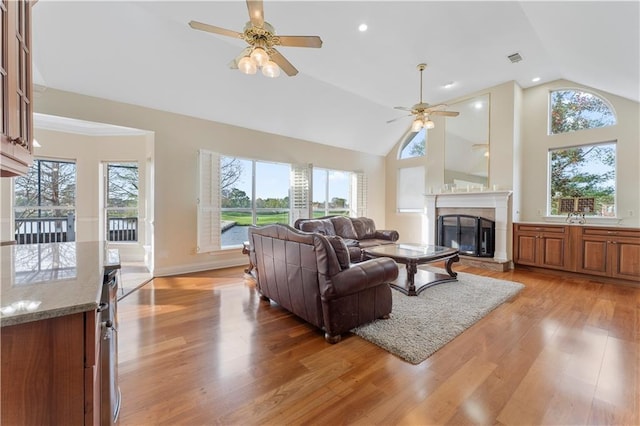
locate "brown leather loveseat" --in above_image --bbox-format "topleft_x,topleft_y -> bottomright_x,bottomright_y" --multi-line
248,223 -> 398,343
294,216 -> 399,262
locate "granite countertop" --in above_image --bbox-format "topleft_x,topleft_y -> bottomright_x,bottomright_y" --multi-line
0,241 -> 120,327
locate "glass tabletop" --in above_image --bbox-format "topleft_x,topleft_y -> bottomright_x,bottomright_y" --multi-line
363,244 -> 458,261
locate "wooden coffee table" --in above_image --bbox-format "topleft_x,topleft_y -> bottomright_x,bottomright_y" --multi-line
363,244 -> 460,296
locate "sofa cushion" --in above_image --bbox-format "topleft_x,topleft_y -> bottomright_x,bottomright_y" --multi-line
330,216 -> 358,240
352,217 -> 377,239
326,236 -> 351,270
298,219 -> 336,236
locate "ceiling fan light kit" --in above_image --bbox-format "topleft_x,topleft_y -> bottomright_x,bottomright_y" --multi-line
189,0 -> 322,78
388,63 -> 459,131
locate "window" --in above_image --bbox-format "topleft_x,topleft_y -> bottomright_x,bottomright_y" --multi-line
197,151 -> 366,252
398,128 -> 426,159
14,159 -> 76,243
397,166 -> 425,212
106,162 -> 139,242
549,89 -> 616,135
219,156 -> 290,248
312,168 -> 352,217
549,142 -> 616,217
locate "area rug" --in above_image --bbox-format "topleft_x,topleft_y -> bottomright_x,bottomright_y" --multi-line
351,270 -> 524,364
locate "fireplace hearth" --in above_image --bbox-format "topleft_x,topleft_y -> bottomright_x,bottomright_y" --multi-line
437,214 -> 495,257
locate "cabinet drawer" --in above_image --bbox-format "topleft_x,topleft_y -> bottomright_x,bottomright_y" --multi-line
582,227 -> 640,239
516,224 -> 567,234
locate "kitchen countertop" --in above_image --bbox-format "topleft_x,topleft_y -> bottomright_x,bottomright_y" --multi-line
0,241 -> 120,327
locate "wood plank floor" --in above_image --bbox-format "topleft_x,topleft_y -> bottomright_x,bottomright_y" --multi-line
117,265 -> 639,425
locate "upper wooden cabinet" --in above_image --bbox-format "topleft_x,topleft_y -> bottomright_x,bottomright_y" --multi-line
0,0 -> 33,177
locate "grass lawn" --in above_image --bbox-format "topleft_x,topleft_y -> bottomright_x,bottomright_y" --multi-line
222,210 -> 350,226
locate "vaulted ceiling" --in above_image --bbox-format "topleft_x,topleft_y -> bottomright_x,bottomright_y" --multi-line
32,1 -> 639,156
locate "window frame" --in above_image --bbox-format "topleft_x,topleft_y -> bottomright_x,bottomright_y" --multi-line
312,167 -> 353,217
548,88 -> 617,136
547,141 -> 617,218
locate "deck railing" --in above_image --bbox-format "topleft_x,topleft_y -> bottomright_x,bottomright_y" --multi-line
108,217 -> 138,242
14,216 -> 138,244
15,214 -> 75,244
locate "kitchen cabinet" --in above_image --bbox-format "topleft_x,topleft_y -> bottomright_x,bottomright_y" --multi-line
0,311 -> 101,425
0,0 -> 34,177
513,223 -> 571,270
574,226 -> 640,281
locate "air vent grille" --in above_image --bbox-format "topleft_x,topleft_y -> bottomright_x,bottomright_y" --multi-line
507,52 -> 523,63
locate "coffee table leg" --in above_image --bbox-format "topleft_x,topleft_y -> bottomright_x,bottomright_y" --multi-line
406,262 -> 418,296
445,254 -> 460,278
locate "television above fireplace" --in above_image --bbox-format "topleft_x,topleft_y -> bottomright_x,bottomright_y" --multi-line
437,214 -> 495,257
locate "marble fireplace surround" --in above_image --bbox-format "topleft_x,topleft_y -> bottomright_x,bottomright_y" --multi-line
424,191 -> 513,262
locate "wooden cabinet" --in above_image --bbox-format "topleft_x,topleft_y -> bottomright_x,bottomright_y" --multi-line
0,0 -> 33,177
574,226 -> 640,282
1,310 -> 101,425
513,224 -> 571,270
514,223 -> 640,284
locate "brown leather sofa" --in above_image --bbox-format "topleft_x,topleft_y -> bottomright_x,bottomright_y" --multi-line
248,223 -> 398,343
294,216 -> 399,262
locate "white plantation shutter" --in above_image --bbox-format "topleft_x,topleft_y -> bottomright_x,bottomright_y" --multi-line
197,149 -> 221,253
290,163 -> 312,224
351,172 -> 367,217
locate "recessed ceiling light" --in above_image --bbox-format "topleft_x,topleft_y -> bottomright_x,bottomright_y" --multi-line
443,81 -> 454,89
474,101 -> 483,109
358,23 -> 368,32
532,77 -> 541,82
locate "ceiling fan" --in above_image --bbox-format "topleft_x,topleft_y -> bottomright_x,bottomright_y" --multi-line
188,0 -> 322,78
388,63 -> 459,131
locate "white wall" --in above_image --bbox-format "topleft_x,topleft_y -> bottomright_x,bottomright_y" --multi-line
518,79 -> 639,227
385,81 -> 522,244
384,78 -> 640,258
0,128 -> 151,262
32,89 -> 387,276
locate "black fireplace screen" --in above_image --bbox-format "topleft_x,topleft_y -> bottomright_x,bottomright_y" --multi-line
437,214 -> 495,257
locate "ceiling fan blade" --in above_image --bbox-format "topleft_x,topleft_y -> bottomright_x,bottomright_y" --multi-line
393,106 -> 413,112
189,21 -> 243,39
386,114 -> 412,124
228,47 -> 252,69
269,49 -> 298,76
430,110 -> 460,117
277,35 -> 323,48
246,0 -> 264,27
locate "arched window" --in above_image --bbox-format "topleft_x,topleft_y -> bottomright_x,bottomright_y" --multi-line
549,89 -> 616,135
398,128 -> 426,159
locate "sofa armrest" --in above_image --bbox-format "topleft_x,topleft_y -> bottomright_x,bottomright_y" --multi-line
326,257 -> 398,299
374,229 -> 399,241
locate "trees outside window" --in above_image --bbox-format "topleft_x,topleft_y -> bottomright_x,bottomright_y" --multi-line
549,142 -> 616,216
14,159 -> 76,243
549,89 -> 616,135
106,162 -> 139,242
398,128 -> 426,159
220,156 -> 290,248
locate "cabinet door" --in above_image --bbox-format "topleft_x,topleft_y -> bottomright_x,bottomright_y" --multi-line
515,233 -> 537,265
577,237 -> 609,276
539,233 -> 569,269
0,0 -> 32,177
611,239 -> 640,281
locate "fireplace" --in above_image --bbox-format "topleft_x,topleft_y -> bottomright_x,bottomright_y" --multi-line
424,191 -> 512,262
437,214 -> 495,257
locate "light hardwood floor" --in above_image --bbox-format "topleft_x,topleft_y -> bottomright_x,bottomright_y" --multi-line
117,265 -> 639,425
